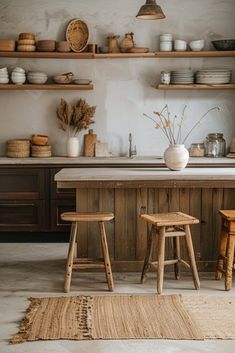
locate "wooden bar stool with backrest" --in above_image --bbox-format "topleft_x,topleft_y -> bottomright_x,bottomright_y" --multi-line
216,210 -> 235,290
61,212 -> 114,292
140,211 -> 200,294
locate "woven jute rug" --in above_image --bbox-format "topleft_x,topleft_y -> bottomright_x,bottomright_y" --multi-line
11,295 -> 235,343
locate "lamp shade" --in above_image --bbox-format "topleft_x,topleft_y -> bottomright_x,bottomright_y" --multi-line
136,0 -> 165,20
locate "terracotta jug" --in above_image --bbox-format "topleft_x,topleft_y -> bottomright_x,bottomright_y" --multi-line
107,35 -> 120,53
120,32 -> 135,53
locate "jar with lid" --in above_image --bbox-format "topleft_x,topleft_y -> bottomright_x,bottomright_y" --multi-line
204,133 -> 226,157
189,143 -> 205,157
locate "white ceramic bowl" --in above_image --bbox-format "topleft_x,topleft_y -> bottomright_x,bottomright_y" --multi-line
189,40 -> 205,51
160,34 -> 173,41
0,67 -> 8,72
0,77 -> 9,84
27,76 -> 47,84
160,41 -> 172,51
174,39 -> 187,51
11,73 -> 26,79
0,72 -> 9,77
11,74 -> 26,84
13,67 -> 25,73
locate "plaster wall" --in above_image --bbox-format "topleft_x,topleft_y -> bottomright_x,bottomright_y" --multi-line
0,0 -> 234,156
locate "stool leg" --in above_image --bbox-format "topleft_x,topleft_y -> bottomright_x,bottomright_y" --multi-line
157,226 -> 166,295
64,222 -> 77,293
141,225 -> 156,284
173,236 -> 181,280
215,229 -> 228,280
99,221 -> 114,291
225,234 -> 235,291
184,224 -> 200,290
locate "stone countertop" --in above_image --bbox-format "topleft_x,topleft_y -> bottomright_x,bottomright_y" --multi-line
0,156 -> 234,165
55,167 -> 235,182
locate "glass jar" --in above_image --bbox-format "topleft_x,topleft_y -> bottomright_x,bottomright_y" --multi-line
189,143 -> 205,157
204,133 -> 226,157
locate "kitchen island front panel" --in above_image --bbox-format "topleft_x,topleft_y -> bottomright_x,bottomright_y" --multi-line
55,167 -> 235,271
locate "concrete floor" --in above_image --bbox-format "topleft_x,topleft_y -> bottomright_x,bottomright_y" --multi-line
0,243 -> 235,353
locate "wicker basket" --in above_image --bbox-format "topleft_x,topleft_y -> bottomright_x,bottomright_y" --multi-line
6,139 -> 30,158
31,145 -> 52,158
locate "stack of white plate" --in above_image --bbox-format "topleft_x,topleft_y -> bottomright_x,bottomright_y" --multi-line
27,71 -> 48,84
11,67 -> 26,84
195,69 -> 232,84
171,69 -> 194,84
0,67 -> 9,84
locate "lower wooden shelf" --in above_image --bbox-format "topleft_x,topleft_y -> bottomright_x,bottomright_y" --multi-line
0,83 -> 94,90
157,83 -> 235,90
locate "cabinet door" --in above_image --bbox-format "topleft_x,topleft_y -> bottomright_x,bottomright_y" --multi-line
50,168 -> 76,200
0,168 -> 45,200
50,199 -> 76,231
0,200 -> 46,231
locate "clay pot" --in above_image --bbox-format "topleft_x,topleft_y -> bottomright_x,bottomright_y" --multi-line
164,144 -> 189,171
107,35 -> 120,53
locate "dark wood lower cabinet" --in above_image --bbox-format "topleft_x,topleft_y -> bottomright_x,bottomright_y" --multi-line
0,200 -> 46,231
1,164 -> 235,271
50,199 -> 75,231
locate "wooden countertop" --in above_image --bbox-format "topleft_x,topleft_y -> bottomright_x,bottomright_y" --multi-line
55,167 -> 235,189
0,156 -> 234,166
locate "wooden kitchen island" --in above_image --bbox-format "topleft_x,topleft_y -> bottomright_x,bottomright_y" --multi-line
55,167 -> 235,272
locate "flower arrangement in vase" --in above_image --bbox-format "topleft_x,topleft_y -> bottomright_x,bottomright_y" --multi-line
144,105 -> 220,170
56,98 -> 96,157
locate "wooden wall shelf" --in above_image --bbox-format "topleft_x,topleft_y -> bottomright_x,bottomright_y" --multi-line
157,83 -> 235,90
155,51 -> 235,58
0,51 -> 93,59
94,53 -> 155,58
0,83 -> 94,90
0,51 -> 234,59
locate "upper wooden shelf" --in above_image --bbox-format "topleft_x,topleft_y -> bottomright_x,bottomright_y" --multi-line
94,53 -> 155,58
157,83 -> 235,90
0,83 -> 94,90
0,51 -> 234,59
0,52 -> 93,59
155,51 -> 235,58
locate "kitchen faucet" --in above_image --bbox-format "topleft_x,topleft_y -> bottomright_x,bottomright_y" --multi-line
128,133 -> 137,158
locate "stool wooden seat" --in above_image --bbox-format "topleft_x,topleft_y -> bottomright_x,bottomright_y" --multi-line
140,211 -> 200,294
215,210 -> 235,291
61,212 -> 114,293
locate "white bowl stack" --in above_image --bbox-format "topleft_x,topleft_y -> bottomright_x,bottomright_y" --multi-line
27,71 -> 48,84
195,69 -> 232,84
189,40 -> 204,51
159,34 -> 173,51
11,67 -> 26,84
0,67 -> 9,84
174,39 -> 187,51
171,69 -> 194,84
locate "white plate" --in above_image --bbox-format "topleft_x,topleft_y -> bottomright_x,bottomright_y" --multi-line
72,79 -> 91,85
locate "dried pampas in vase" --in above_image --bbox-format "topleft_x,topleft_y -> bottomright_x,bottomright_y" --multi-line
56,97 -> 96,157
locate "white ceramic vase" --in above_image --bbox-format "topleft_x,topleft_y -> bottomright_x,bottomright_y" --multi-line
66,137 -> 80,157
164,144 -> 189,171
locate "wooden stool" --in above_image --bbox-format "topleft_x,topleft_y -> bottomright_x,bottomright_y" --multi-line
215,210 -> 235,291
140,211 -> 200,294
61,212 -> 114,292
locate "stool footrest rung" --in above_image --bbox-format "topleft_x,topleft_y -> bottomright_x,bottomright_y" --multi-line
165,231 -> 186,237
179,259 -> 190,268
73,257 -> 105,269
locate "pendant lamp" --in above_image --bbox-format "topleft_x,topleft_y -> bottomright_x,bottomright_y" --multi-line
136,0 -> 165,20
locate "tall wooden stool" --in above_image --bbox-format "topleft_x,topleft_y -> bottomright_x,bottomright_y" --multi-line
215,210 -> 235,291
61,212 -> 114,293
140,211 -> 200,294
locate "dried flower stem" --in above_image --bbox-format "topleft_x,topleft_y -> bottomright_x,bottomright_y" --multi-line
143,105 -> 220,145
182,106 -> 220,144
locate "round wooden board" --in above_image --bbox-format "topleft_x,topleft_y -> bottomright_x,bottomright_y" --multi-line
66,19 -> 89,52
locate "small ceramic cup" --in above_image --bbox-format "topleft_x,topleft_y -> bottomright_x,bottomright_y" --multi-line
174,39 -> 187,51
